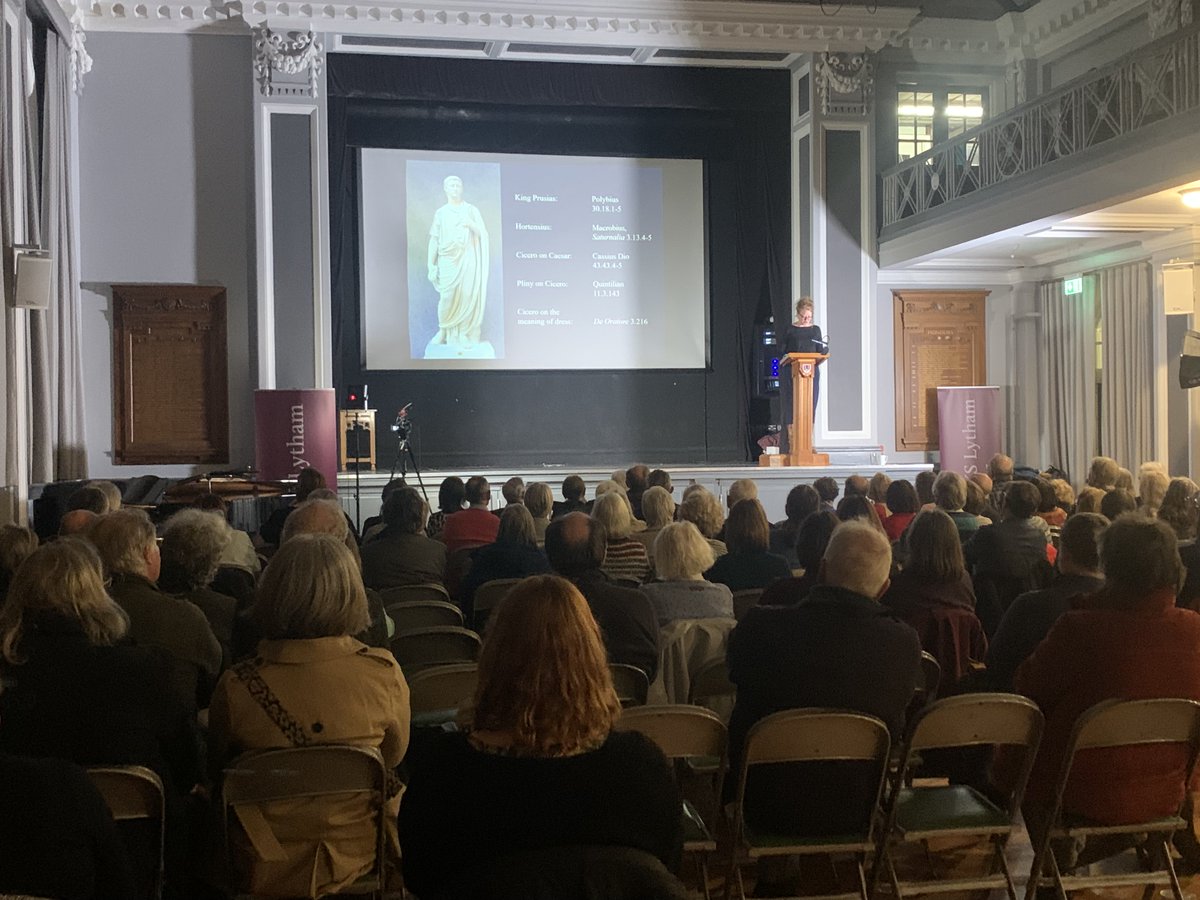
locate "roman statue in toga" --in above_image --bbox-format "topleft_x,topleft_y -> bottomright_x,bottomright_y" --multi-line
427,174 -> 490,348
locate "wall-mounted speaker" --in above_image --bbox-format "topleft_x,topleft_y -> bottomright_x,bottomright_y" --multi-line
11,247 -> 53,310
1164,263 -> 1197,316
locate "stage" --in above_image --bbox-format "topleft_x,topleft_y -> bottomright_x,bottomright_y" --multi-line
335,460 -> 933,527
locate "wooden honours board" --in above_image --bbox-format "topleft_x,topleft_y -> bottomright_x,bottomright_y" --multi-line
893,290 -> 988,452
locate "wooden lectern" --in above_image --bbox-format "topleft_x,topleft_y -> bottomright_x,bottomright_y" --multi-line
764,352 -> 829,467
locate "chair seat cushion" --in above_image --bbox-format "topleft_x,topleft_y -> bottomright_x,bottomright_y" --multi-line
895,784 -> 1009,837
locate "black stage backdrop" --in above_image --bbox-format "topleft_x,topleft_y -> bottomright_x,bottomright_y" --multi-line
328,55 -> 790,469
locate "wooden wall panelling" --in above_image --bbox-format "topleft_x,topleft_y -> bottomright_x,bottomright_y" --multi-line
112,284 -> 230,465
893,290 -> 988,452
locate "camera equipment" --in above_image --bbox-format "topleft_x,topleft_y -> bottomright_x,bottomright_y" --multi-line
388,402 -> 428,501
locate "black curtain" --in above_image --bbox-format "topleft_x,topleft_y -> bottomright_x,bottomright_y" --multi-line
328,55 -> 789,468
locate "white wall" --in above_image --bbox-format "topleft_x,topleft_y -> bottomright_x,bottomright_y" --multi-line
78,32 -> 255,478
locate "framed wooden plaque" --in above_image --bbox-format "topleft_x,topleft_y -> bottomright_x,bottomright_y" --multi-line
112,284 -> 229,465
893,290 -> 988,451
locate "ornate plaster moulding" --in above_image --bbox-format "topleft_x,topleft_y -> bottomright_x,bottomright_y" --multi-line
61,0 -> 920,52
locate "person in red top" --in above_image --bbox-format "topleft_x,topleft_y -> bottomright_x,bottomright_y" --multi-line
1014,515 -> 1200,836
441,476 -> 500,555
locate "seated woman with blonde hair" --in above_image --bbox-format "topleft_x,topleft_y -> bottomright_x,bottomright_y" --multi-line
642,522 -> 735,625
208,533 -> 410,898
593,491 -> 652,584
399,575 -> 683,898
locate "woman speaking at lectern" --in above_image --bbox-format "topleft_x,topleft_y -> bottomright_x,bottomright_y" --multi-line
780,298 -> 824,451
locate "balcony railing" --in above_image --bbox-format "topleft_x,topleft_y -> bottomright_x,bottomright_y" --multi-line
881,22 -> 1200,230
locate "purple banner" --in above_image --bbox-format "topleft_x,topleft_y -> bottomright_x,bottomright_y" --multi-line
254,389 -> 338,483
936,386 -> 1001,477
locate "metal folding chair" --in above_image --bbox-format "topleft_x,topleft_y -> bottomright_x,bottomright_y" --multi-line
389,626 -> 481,674
725,709 -> 891,900
87,765 -> 166,900
732,589 -> 764,621
611,663 -> 650,707
1025,698 -> 1200,900
408,662 -> 479,728
385,599 -> 464,633
616,705 -> 729,900
472,577 -> 522,631
378,582 -> 451,607
874,693 -> 1043,900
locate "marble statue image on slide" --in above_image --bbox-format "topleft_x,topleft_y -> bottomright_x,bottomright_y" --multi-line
425,174 -> 494,359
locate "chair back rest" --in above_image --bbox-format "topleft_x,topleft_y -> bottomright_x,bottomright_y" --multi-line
732,589 -> 763,621
389,626 -> 482,673
473,578 -> 522,615
386,599 -> 463,632
615,704 -> 727,761
87,765 -> 166,899
742,708 -> 890,767
689,657 -> 735,706
1070,698 -> 1200,753
908,693 -> 1043,753
610,663 -> 650,707
916,651 -> 941,701
379,582 -> 451,606
407,663 -> 479,715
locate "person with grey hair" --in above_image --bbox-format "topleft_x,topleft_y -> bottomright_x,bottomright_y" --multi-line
500,476 -> 526,511
524,482 -> 554,543
726,521 -> 921,881
209,534 -> 410,898
631,486 -> 676,561
88,509 -> 222,708
678,487 -> 728,560
67,485 -> 109,516
933,470 -> 980,542
84,480 -> 122,512
158,508 -> 237,666
360,488 -> 447,591
593,491 -> 651,584
1085,455 -> 1120,492
640,522 -> 733,625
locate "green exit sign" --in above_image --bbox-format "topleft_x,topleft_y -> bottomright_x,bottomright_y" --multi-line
1064,276 -> 1084,296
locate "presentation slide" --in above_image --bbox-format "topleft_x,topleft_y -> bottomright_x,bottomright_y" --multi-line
359,149 -> 707,371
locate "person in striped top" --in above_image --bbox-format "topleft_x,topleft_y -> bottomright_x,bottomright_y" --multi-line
593,492 -> 651,585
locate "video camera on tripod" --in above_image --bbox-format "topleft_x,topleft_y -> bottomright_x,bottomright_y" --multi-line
391,402 -> 414,439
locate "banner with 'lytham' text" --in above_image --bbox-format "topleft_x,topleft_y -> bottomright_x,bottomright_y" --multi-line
936,386 -> 1001,477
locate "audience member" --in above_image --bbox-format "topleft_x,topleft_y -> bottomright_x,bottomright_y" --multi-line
725,478 -> 758,510
642,522 -> 733,624
971,472 -> 1003,522
933,471 -> 980,542
680,483 -> 706,503
1074,485 -> 1105,514
1085,455 -> 1120,492
986,513 -> 1107,692
678,487 -> 727,559
632,485 -> 675,561
963,479 -> 993,526
193,493 -> 261,575
441,476 -> 501,555
882,480 -> 920,542
157,508 -> 237,667
770,483 -> 820,567
592,492 -> 651,584
727,522 -> 920,844
647,468 -> 673,495
88,509 -> 222,708
1138,468 -> 1170,516
427,476 -> 465,539
0,539 -> 203,889
524,482 -> 554,543
915,469 -> 937,507
58,508 -> 99,536
399,576 -> 682,898
836,494 -> 886,535
1033,478 -> 1065,532
1048,477 -> 1075,514
964,480 -> 1051,635
1158,477 -> 1200,610
761,510 -> 840,606
459,505 -> 551,608
553,474 -> 590,519
610,469 -> 629,489
209,534 -> 410,898
0,524 -> 38,602
500,476 -> 526,511
1099,487 -> 1137,520
813,476 -> 839,511
361,487 -> 447,590
881,509 -> 984,689
68,485 -> 110,515
867,472 -> 891,519
360,477 -> 407,543
844,474 -> 870,499
544,514 -> 660,679
626,464 -> 650,519
1114,466 -> 1134,493
258,467 -> 325,547
1014,516 -> 1200,838
85,479 -> 123,512
988,453 -> 1014,485
705,499 -> 791,591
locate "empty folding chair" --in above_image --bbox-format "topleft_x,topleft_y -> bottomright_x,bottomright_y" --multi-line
874,693 -> 1043,900
386,599 -> 464,634
408,663 -> 479,729
611,663 -> 651,708
87,765 -> 166,900
379,582 -> 451,607
389,626 -> 481,674
472,578 -> 521,631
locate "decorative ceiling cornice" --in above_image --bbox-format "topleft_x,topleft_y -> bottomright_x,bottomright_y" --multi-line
61,0 -> 920,53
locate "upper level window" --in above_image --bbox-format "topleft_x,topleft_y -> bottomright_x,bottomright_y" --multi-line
896,85 -> 987,161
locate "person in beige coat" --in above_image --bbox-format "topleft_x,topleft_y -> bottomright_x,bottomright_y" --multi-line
208,534 -> 410,898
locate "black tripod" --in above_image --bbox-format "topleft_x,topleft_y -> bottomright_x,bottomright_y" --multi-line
389,422 -> 429,504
